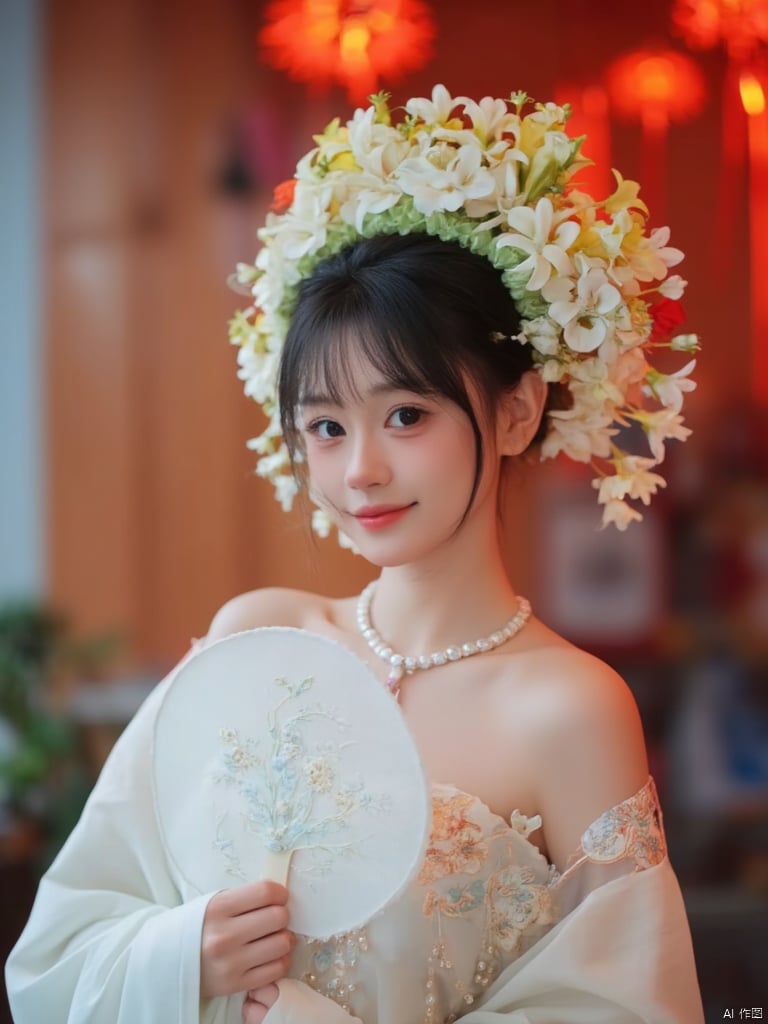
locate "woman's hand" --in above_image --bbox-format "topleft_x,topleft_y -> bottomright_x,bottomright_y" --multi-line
242,983 -> 280,1024
200,881 -> 294,1000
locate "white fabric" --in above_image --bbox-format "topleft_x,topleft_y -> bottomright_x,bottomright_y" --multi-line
153,628 -> 431,938
5,649 -> 704,1024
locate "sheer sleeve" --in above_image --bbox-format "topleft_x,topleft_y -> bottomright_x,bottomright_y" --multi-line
4,648 -> 236,1024
460,779 -> 704,1023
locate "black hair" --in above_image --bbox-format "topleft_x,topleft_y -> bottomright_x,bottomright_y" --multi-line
278,233 -> 552,520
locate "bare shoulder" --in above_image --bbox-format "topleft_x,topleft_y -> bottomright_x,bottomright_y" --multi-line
502,628 -> 649,869
205,587 -> 329,641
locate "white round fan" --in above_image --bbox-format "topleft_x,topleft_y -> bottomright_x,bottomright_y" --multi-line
153,627 -> 431,939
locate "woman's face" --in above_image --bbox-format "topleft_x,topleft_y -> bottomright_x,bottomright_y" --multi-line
299,352 -> 499,567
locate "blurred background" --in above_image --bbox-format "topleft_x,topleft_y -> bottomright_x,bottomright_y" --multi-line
1,0 -> 767,1020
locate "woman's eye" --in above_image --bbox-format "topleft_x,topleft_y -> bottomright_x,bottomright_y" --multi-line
308,418 -> 345,439
388,406 -> 423,428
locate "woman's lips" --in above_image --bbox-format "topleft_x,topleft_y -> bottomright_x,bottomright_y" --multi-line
352,504 -> 414,529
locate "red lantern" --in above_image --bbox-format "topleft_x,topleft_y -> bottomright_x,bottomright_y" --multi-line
674,0 -> 768,404
606,48 -> 707,221
259,0 -> 436,104
673,0 -> 768,61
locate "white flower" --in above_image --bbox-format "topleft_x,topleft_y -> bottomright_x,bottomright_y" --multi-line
496,197 -> 578,290
264,182 -> 333,260
339,172 -> 402,232
466,143 -> 528,219
542,403 -> 617,463
528,101 -> 569,128
633,408 -> 693,461
239,350 -> 279,404
600,499 -> 644,530
311,508 -> 333,538
592,455 -> 666,507
405,84 -> 457,125
540,358 -> 567,382
543,259 -> 623,353
348,106 -> 411,177
273,474 -> 299,512
670,333 -> 699,352
621,456 -> 667,505
643,359 -> 697,413
457,94 -> 520,144
569,357 -> 624,406
396,144 -> 495,216
658,274 -> 687,299
516,316 -> 560,356
628,225 -> 684,282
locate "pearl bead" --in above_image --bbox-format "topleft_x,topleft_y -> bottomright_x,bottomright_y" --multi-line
355,582 -> 531,699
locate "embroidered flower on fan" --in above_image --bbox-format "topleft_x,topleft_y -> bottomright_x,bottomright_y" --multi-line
230,746 -> 258,769
210,677 -> 388,860
304,756 -> 335,793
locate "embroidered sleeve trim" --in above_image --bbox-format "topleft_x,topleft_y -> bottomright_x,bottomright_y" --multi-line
562,777 -> 667,877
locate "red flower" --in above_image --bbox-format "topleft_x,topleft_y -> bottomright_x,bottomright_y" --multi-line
270,178 -> 296,213
648,298 -> 686,342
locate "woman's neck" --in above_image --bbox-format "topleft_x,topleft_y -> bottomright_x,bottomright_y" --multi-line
364,528 -> 521,659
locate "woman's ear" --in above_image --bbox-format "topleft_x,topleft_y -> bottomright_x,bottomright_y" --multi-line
496,370 -> 548,456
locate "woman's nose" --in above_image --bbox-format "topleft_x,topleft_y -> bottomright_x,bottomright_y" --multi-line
344,434 -> 392,490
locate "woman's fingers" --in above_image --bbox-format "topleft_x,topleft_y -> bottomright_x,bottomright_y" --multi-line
200,882 -> 293,999
241,953 -> 293,994
242,980 -> 282,1023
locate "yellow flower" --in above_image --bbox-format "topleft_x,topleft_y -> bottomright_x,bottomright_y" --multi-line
604,171 -> 648,217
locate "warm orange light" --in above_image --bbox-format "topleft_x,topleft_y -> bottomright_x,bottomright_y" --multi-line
606,48 -> 707,125
673,0 -> 768,61
740,71 -> 767,114
259,0 -> 436,103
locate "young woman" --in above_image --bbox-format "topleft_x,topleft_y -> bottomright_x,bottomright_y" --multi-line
7,87 -> 703,1023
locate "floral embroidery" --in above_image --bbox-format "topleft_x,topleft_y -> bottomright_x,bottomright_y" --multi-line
209,674 -> 391,879
419,790 -> 555,1022
423,879 -> 486,917
487,865 -> 555,952
418,793 -> 489,885
578,777 -> 666,870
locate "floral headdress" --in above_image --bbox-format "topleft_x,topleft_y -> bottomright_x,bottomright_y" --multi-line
229,86 -> 699,533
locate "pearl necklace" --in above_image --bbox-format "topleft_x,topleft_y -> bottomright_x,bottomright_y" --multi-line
356,581 -> 532,699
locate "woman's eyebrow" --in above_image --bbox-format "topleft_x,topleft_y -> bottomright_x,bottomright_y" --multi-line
299,393 -> 335,409
300,382 -> 404,409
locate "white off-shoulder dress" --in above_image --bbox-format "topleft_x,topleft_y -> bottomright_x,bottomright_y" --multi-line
6,651 -> 704,1024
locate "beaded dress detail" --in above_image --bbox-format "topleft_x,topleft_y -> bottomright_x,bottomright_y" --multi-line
289,778 -> 666,1023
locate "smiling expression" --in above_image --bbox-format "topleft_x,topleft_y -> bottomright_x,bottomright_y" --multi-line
300,356 -> 501,567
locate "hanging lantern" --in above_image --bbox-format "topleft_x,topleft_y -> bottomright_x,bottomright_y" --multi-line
606,48 -> 707,222
739,68 -> 768,404
673,0 -> 768,62
673,0 -> 768,404
259,0 -> 436,104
